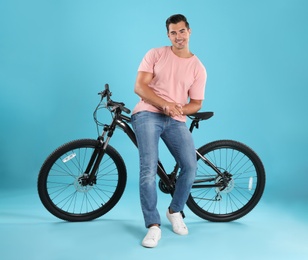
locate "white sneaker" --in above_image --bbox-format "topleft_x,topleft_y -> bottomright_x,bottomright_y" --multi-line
166,210 -> 188,235
142,226 -> 161,248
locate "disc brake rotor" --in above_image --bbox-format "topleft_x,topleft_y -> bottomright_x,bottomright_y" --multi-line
74,175 -> 94,193
215,176 -> 234,193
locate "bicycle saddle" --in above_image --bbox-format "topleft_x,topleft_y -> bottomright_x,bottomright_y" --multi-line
188,112 -> 214,121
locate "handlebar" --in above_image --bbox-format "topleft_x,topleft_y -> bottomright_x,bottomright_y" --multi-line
97,83 -> 213,121
98,83 -> 131,114
98,83 -> 111,100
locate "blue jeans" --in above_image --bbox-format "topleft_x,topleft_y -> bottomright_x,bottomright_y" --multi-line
131,111 -> 197,228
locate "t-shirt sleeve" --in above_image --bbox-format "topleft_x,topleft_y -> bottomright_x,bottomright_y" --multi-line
189,62 -> 207,100
138,48 -> 157,73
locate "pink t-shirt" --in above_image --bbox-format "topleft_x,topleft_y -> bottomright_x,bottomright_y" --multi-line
132,46 -> 207,122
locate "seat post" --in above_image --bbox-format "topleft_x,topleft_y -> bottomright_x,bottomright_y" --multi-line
189,119 -> 199,133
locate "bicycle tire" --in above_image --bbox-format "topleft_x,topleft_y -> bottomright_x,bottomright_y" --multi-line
38,139 -> 127,221
186,140 -> 265,222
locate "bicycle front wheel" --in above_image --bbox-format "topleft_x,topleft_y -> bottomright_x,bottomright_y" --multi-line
38,139 -> 127,221
186,140 -> 265,222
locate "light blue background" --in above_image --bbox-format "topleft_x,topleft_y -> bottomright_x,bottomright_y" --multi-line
1,0 -> 308,259
1,0 -> 307,202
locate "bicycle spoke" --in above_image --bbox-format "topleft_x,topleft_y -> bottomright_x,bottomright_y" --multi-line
188,140 -> 265,221
45,145 -> 120,215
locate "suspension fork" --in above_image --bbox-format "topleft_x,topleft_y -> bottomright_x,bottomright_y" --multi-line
84,116 -> 118,184
81,137 -> 106,185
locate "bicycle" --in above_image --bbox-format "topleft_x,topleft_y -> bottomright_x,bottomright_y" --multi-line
38,84 -> 266,222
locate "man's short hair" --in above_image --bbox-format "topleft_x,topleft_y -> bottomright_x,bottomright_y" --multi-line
166,14 -> 190,32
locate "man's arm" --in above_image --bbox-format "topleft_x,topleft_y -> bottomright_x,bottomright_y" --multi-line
134,71 -> 183,117
134,71 -> 165,109
181,99 -> 203,115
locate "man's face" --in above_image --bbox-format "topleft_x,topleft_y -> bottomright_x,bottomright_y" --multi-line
167,21 -> 191,50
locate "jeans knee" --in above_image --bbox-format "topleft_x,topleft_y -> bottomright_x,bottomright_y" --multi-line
179,160 -> 197,181
140,173 -> 156,186
182,157 -> 197,172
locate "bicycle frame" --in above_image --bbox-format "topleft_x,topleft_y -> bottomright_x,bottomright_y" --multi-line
37,85 -> 265,223
87,104 -> 225,193
101,112 -> 175,191
81,83 -> 227,193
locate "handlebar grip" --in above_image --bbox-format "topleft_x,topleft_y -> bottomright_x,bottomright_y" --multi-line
98,84 -> 112,99
123,107 -> 131,114
98,84 -> 130,114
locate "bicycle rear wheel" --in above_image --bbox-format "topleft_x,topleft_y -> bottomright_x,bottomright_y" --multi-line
186,140 -> 265,222
38,139 -> 127,221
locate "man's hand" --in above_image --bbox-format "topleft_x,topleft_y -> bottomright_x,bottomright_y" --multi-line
163,99 -> 203,117
163,103 -> 183,117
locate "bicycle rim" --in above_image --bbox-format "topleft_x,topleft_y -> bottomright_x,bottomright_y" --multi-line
38,139 -> 127,221
187,140 -> 265,222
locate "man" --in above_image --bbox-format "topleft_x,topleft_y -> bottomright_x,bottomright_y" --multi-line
131,14 -> 207,248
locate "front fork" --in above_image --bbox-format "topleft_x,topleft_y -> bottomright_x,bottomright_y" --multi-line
80,130 -> 111,186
